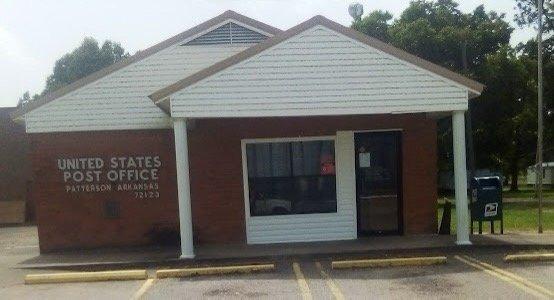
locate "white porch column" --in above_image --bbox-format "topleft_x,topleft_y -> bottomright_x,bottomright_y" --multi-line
173,118 -> 195,258
452,111 -> 471,245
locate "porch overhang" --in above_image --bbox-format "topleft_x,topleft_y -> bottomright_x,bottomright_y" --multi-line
159,14 -> 481,257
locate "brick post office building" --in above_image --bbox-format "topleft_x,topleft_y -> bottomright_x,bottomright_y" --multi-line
12,11 -> 483,256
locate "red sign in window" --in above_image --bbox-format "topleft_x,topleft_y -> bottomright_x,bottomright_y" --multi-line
320,154 -> 335,175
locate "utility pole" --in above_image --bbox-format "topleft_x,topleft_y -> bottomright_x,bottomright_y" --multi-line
536,0 -> 544,234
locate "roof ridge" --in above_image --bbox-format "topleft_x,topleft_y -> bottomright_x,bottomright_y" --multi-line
149,15 -> 484,107
11,10 -> 281,120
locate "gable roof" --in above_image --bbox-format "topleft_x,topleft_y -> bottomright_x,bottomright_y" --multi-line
11,10 -> 281,120
149,15 -> 484,107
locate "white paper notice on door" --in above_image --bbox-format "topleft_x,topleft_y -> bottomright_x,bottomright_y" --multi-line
359,152 -> 371,168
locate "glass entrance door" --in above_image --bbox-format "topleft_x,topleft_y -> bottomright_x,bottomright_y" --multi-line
355,131 -> 402,235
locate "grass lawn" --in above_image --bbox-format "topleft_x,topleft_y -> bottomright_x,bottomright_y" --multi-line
440,187 -> 554,200
437,201 -> 554,234
502,188 -> 554,199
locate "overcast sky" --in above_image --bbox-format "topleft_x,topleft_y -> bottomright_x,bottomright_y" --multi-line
0,0 -> 535,107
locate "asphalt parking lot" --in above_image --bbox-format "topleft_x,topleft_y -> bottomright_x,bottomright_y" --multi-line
1,226 -> 553,299
139,255 -> 553,299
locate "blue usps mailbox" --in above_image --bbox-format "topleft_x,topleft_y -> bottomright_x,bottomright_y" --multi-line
471,176 -> 503,234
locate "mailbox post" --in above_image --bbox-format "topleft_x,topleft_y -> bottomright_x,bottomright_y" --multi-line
471,176 -> 503,234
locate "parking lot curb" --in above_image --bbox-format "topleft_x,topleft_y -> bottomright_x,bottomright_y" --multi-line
24,270 -> 148,284
504,253 -> 554,262
331,256 -> 447,269
155,264 -> 275,278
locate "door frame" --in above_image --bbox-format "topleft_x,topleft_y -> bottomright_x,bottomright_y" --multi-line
354,130 -> 404,236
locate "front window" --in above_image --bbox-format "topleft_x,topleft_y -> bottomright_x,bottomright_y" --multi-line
246,139 -> 337,216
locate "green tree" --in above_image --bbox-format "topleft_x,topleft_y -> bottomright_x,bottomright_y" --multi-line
388,1 -> 512,72
351,10 -> 393,42
352,1 -> 512,72
43,37 -> 128,94
17,91 -> 31,107
17,91 -> 40,108
515,0 -> 554,163
18,37 -> 128,106
351,0 -> 517,185
517,38 -> 554,158
515,0 -> 554,32
473,47 -> 537,190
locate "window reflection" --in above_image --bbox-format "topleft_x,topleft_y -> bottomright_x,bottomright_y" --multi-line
246,140 -> 337,216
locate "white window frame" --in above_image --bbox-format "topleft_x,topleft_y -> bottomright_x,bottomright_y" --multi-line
240,135 -> 339,222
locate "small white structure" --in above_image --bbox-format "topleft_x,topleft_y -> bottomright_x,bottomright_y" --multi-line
527,162 -> 554,186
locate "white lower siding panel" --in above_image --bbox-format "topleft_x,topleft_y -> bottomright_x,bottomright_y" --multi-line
245,131 -> 357,244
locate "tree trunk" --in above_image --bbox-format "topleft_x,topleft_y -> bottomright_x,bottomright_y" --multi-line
509,149 -> 520,191
510,129 -> 523,192
510,171 -> 519,191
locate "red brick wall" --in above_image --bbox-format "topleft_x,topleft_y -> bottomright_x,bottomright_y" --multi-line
31,114 -> 437,251
0,108 -> 32,221
29,130 -> 179,252
188,114 -> 438,243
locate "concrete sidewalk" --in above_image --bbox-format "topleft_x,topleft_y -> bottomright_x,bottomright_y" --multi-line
197,233 -> 554,259
16,232 -> 554,269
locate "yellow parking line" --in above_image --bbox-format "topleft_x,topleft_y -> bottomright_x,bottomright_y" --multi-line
455,255 -> 553,299
463,255 -> 554,297
315,262 -> 345,300
131,278 -> 155,300
292,262 -> 312,300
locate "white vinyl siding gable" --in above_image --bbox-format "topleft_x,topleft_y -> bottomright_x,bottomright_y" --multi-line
25,44 -> 251,133
24,43 -> 257,132
170,25 -> 469,118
